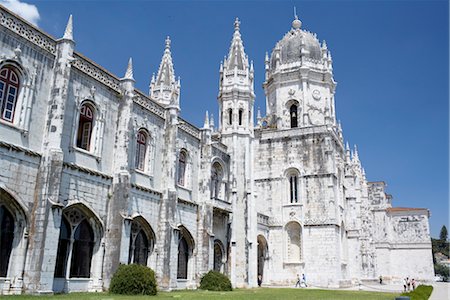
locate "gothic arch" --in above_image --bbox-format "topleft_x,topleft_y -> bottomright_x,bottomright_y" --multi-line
54,202 -> 104,280
213,239 -> 225,273
177,225 -> 195,280
0,187 -> 28,278
128,215 -> 156,266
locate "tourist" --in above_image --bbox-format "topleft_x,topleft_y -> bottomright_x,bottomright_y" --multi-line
257,274 -> 262,287
403,277 -> 407,292
301,273 -> 307,287
295,274 -> 301,288
411,278 -> 416,290
379,275 -> 383,285
406,277 -> 410,291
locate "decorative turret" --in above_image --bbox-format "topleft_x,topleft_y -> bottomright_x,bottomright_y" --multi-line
218,18 -> 255,134
150,36 -> 180,107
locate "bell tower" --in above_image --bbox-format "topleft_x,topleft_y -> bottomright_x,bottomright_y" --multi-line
218,18 -> 257,288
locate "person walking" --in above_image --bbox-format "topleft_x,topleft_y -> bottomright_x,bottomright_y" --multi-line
257,274 -> 262,287
295,274 -> 301,288
403,277 -> 407,292
406,277 -> 410,291
379,275 -> 383,285
301,273 -> 307,287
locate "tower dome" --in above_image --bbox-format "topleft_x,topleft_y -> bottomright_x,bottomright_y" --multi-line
271,16 -> 322,67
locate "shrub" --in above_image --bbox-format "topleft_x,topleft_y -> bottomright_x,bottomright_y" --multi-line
199,270 -> 232,291
400,285 -> 433,300
109,264 -> 157,295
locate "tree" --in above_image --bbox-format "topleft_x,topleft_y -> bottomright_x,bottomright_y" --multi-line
440,225 -> 448,242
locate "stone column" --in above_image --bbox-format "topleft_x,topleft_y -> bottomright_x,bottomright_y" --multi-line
23,17 -> 74,294
102,59 -> 135,288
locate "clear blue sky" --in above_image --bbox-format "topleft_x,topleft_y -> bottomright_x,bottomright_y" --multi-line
17,0 -> 449,237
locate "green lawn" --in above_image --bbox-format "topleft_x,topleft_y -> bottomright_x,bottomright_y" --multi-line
2,288 -> 399,300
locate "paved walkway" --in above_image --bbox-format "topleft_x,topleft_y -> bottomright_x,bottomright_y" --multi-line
429,282 -> 449,300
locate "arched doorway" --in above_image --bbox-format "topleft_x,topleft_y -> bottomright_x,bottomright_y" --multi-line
213,240 -> 224,272
257,235 -> 268,280
177,226 -> 194,280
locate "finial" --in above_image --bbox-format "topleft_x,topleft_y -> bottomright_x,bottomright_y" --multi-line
345,142 -> 350,151
250,60 -> 254,72
257,107 -> 261,119
203,111 -> 210,129
292,9 -> 302,30
210,113 -> 215,128
265,51 -> 269,63
234,17 -> 240,31
63,14 -> 73,40
151,73 -> 155,84
322,40 -> 328,49
165,36 -> 171,50
13,45 -> 22,59
123,57 -> 134,81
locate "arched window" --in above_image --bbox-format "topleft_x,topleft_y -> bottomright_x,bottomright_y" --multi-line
76,103 -> 95,150
289,174 -> 299,203
228,108 -> 233,125
213,241 -> 223,272
177,236 -> 189,279
135,130 -> 148,171
238,109 -> 243,125
0,206 -> 14,277
286,222 -> 301,262
290,104 -> 298,128
70,219 -> 94,278
54,217 -> 71,277
128,220 -> 153,266
0,66 -> 20,122
177,150 -> 187,186
211,163 -> 223,199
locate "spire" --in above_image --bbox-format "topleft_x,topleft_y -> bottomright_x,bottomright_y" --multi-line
62,14 -> 74,40
209,113 -> 215,130
345,142 -> 351,163
352,144 -> 360,165
123,57 -> 134,81
203,111 -> 210,129
155,36 -> 175,86
150,36 -> 180,106
225,18 -> 248,70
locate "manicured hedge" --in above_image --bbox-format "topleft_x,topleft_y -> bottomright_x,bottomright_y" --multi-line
109,264 -> 157,295
400,285 -> 433,300
199,270 -> 232,291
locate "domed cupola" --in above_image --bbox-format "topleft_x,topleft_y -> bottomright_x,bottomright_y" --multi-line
269,14 -> 325,70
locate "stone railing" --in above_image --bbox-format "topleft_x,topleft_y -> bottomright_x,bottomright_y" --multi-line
257,213 -> 270,226
0,6 -> 56,54
179,119 -> 200,140
134,90 -> 166,120
72,53 -> 121,93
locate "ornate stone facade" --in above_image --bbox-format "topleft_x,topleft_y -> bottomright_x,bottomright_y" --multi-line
0,6 -> 433,294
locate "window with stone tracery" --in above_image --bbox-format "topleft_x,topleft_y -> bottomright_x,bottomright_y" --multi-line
286,222 -> 302,262
0,66 -> 20,123
135,129 -> 148,171
76,103 -> 95,151
128,220 -> 151,266
54,208 -> 97,278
